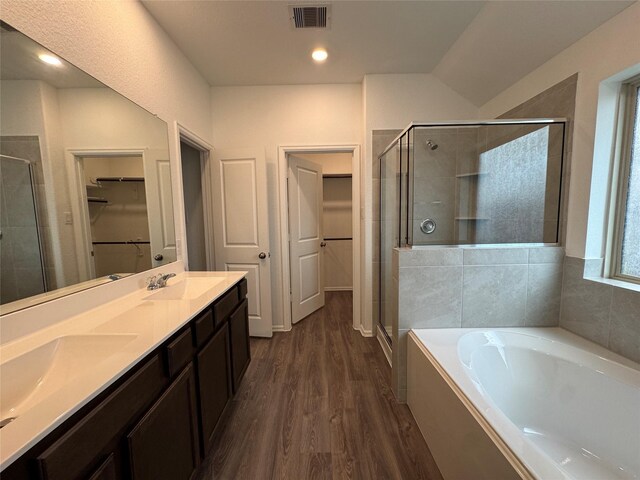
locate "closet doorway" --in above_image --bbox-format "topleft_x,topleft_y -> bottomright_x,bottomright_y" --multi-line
81,155 -> 151,278
279,146 -> 360,330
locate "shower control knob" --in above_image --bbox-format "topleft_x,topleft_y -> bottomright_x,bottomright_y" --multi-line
420,218 -> 437,235
258,252 -> 267,259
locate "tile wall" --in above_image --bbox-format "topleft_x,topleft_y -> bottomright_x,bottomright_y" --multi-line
391,245 -> 564,401
561,257 -> 640,363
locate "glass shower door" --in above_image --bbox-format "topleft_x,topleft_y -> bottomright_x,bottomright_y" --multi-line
0,155 -> 46,304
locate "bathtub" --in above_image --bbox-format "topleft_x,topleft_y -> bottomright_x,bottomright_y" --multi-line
407,328 -> 640,480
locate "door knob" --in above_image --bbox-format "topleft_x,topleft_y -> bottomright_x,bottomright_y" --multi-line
154,254 -> 164,261
258,252 -> 267,259
320,241 -> 327,247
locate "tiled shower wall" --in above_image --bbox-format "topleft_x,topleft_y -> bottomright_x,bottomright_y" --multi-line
499,73 -> 577,245
0,136 -> 55,292
391,246 -> 564,401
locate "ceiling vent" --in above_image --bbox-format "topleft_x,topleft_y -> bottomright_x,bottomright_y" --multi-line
289,5 -> 330,29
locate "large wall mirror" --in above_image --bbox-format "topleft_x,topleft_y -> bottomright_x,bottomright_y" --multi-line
0,22 -> 177,315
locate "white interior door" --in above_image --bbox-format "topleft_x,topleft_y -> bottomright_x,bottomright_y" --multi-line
144,150 -> 177,266
212,148 -> 272,337
288,155 -> 324,323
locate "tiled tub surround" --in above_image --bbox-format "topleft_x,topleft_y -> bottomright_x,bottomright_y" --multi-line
561,256 -> 640,364
391,245 -> 565,401
0,270 -> 246,469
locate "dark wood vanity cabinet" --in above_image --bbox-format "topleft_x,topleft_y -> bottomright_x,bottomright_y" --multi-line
127,364 -> 200,480
196,324 -> 232,455
3,279 -> 249,480
229,299 -> 250,392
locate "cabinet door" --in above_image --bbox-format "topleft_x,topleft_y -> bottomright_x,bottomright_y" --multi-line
196,323 -> 231,455
37,355 -> 166,480
127,364 -> 200,480
229,299 -> 250,393
87,454 -> 118,480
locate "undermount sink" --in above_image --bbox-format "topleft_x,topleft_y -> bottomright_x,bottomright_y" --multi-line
144,277 -> 224,301
0,334 -> 138,422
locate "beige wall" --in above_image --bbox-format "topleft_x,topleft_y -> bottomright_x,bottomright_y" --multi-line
1,0 -> 213,269
0,81 -> 72,288
210,84 -> 362,330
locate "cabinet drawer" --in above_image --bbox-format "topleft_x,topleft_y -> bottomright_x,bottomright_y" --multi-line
192,309 -> 214,348
166,327 -> 194,378
37,355 -> 165,480
213,287 -> 239,329
237,278 -> 248,301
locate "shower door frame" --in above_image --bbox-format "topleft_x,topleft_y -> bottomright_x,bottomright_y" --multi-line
0,153 -> 48,294
376,118 -> 568,349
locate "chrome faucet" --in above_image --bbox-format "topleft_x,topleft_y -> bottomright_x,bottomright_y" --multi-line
147,272 -> 176,290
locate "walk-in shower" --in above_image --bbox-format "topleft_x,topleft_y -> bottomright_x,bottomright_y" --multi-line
377,119 -> 566,345
0,154 -> 47,304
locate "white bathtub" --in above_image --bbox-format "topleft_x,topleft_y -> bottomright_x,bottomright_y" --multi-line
407,328 -> 640,480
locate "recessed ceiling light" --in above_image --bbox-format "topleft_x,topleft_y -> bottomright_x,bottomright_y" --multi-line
312,48 -> 328,63
39,53 -> 62,66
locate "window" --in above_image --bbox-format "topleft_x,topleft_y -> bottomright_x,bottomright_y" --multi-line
612,76 -> 640,283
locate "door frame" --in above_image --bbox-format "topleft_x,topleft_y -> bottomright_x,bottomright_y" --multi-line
277,144 -> 361,333
66,147 -> 147,282
175,124 -> 216,271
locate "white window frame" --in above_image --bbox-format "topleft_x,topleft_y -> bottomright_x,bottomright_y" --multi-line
609,75 -> 640,284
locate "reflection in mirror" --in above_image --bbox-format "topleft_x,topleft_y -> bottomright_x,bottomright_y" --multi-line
0,22 -> 176,314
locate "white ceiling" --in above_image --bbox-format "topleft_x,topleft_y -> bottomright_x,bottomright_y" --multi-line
141,1 -> 484,85
1,25 -> 104,88
142,0 -> 634,106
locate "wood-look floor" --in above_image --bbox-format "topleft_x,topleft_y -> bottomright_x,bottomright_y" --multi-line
195,292 -> 443,480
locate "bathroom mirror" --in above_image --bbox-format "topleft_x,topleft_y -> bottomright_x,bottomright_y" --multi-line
0,22 -> 177,315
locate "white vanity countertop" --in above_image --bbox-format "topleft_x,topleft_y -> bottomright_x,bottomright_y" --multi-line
0,271 -> 246,471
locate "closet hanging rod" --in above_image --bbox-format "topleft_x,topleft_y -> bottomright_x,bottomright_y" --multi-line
323,237 -> 352,241
92,241 -> 150,245
322,173 -> 352,178
95,177 -> 145,183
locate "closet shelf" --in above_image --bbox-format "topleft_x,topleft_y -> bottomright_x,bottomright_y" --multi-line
455,172 -> 489,178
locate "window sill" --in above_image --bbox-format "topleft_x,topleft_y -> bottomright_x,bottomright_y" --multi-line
584,275 -> 640,293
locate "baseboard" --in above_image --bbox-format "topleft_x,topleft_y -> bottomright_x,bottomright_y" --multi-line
358,323 -> 374,337
376,325 -> 392,366
272,325 -> 291,333
324,287 -> 353,292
